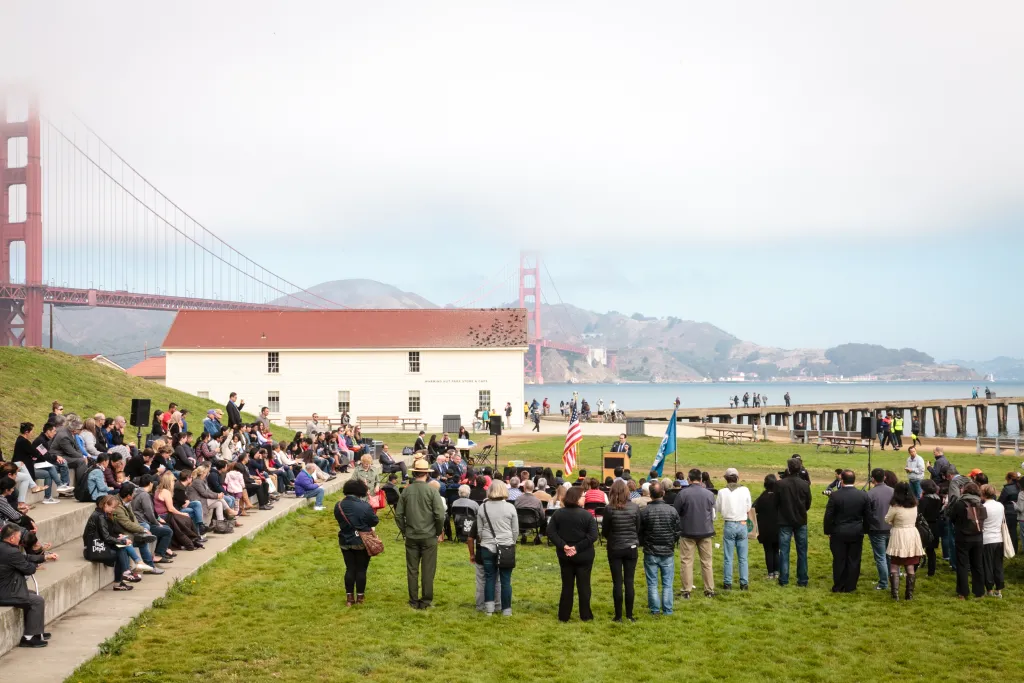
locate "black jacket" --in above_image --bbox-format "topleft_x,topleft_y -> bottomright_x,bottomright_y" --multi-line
335,495 -> 380,548
753,491 -> 779,544
601,502 -> 641,551
638,499 -> 679,556
83,509 -> 118,550
548,507 -> 598,559
0,542 -> 37,606
823,486 -> 870,539
774,475 -> 812,527
124,457 -> 152,481
928,455 -> 950,483
998,483 -> 1019,522
226,401 -> 243,428
13,435 -> 42,480
207,469 -> 226,494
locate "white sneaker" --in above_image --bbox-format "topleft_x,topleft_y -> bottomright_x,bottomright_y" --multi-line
313,506 -> 325,511
42,498 -> 60,505
134,562 -> 154,573
56,485 -> 73,492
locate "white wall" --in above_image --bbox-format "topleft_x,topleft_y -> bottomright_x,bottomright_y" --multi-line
165,347 -> 526,430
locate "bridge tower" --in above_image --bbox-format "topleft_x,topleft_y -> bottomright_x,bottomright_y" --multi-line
518,250 -> 543,384
0,97 -> 43,346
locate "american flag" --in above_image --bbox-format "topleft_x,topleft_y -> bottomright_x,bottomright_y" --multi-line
563,403 -> 583,475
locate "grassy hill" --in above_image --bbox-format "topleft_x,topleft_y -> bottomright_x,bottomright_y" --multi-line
0,347 -> 296,455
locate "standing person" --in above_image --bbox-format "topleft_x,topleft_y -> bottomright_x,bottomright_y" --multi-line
784,392 -> 791,408
602,480 -> 641,622
531,410 -> 541,433
335,478 -> 380,606
225,392 -> 244,429
610,433 -> 632,457
884,482 -> 925,601
823,470 -> 869,593
892,412 -> 905,450
947,482 -> 987,600
753,475 -> 781,580
468,480 -> 518,617
910,413 -> 923,447
904,446 -> 926,499
547,485 -> 599,622
716,468 -> 752,591
927,447 -> 950,484
504,402 -> 512,428
998,473 -> 1019,555
774,458 -> 811,588
980,484 -> 1006,598
674,468 -> 716,599
918,480 -> 943,577
638,482 -> 679,616
866,468 -> 894,591
395,458 -> 446,610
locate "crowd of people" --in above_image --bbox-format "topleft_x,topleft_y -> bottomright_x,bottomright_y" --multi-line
332,442 -> 1024,622
0,393 -> 346,649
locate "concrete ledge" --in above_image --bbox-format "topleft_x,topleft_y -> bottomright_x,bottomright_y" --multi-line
0,473 -> 347,681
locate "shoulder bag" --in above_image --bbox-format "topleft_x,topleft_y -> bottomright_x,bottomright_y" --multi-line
337,501 -> 384,557
482,502 -> 516,569
1001,520 -> 1016,559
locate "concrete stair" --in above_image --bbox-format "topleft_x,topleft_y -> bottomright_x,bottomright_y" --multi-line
0,472 -> 348,675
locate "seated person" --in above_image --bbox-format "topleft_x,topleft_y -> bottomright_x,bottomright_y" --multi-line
0,522 -> 56,648
87,454 -> 113,501
378,444 -> 408,481
513,479 -> 547,541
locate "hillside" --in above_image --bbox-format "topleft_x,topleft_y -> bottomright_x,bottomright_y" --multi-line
0,347 -> 296,456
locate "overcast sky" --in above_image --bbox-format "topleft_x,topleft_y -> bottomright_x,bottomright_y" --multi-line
3,1 -> 1022,360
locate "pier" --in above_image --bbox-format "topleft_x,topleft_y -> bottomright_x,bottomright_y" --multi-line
627,397 -> 1024,438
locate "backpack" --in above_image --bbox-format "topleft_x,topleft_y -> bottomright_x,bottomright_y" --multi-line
74,465 -> 98,502
915,512 -> 934,548
960,498 -> 987,535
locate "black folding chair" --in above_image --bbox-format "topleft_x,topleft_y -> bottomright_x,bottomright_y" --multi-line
382,485 -> 400,521
453,507 -> 477,543
584,502 -> 606,545
516,507 -> 544,545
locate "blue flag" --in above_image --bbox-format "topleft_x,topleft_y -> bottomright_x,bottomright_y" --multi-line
652,407 -> 676,477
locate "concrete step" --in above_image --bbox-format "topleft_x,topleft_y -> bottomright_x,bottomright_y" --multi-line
27,497 -> 96,550
0,473 -> 347,674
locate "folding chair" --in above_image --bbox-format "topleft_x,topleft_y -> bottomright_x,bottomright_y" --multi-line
453,507 -> 477,543
516,507 -> 544,545
381,485 -> 401,521
584,502 -> 606,545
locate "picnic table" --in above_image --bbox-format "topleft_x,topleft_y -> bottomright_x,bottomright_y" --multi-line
712,427 -> 755,444
815,435 -> 867,453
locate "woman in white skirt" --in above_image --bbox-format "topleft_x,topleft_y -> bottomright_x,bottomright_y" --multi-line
884,482 -> 925,601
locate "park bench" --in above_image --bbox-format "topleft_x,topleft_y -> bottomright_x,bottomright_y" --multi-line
358,416 -> 401,429
711,426 -> 756,444
976,436 -> 1021,456
399,418 -> 425,430
814,435 -> 869,454
285,415 -> 332,431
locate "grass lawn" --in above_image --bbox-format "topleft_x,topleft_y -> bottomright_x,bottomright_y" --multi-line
0,347 -> 297,451
69,439 -> 1024,683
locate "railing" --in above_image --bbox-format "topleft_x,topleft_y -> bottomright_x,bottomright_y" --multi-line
976,436 -> 1021,456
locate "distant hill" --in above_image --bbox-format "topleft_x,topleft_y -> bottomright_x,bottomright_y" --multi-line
947,356 -> 1024,381
40,278 -> 981,382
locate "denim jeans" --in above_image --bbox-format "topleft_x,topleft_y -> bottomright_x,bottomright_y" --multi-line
778,525 -> 808,586
908,480 -> 922,499
183,501 -> 204,530
643,553 -> 674,615
141,521 -> 173,558
480,547 -> 513,610
34,466 -> 58,498
869,532 -> 890,587
302,488 -> 325,506
943,520 -> 956,568
722,520 -> 749,586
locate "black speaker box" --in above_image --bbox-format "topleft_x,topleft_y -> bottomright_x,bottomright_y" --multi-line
130,398 -> 152,427
860,414 -> 877,440
489,415 -> 503,436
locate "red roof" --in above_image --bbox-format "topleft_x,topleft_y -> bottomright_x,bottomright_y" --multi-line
127,356 -> 167,378
162,309 -> 528,350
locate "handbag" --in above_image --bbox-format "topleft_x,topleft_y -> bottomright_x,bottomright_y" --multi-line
337,501 -> 384,557
1001,520 -> 1016,559
482,502 -> 516,569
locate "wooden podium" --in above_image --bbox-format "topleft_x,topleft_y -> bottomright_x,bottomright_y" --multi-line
602,451 -> 631,482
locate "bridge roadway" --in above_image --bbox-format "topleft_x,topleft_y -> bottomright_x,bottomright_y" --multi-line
626,397 -> 1024,438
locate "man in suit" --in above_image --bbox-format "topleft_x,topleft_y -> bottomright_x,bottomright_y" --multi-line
413,431 -> 427,453
823,470 -> 870,592
225,392 -> 244,428
611,433 -> 632,457
379,444 -> 409,482
431,453 -> 451,481
449,453 -> 466,481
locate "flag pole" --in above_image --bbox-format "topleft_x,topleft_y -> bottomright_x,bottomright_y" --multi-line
672,404 -> 678,475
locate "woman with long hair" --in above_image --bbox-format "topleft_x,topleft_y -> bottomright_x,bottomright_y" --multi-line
547,485 -> 598,622
884,482 -> 925,600
549,484 -> 567,510
154,472 -> 202,551
918,479 -> 943,577
83,495 -> 139,591
335,478 -> 380,606
602,480 -> 640,622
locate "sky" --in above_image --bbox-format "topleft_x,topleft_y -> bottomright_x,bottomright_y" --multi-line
2,1 -> 1023,361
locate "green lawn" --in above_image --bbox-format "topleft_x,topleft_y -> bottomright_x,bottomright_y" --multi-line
0,347 -> 297,451
69,439 -> 1024,683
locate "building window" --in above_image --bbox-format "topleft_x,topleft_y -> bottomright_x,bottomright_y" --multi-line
408,390 -> 421,413
408,351 -> 420,373
196,391 -> 209,400
267,351 -> 280,374
338,390 -> 351,414
479,390 -> 491,411
267,391 -> 280,413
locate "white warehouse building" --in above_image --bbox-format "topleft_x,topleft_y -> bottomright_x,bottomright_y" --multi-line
162,308 -> 528,430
